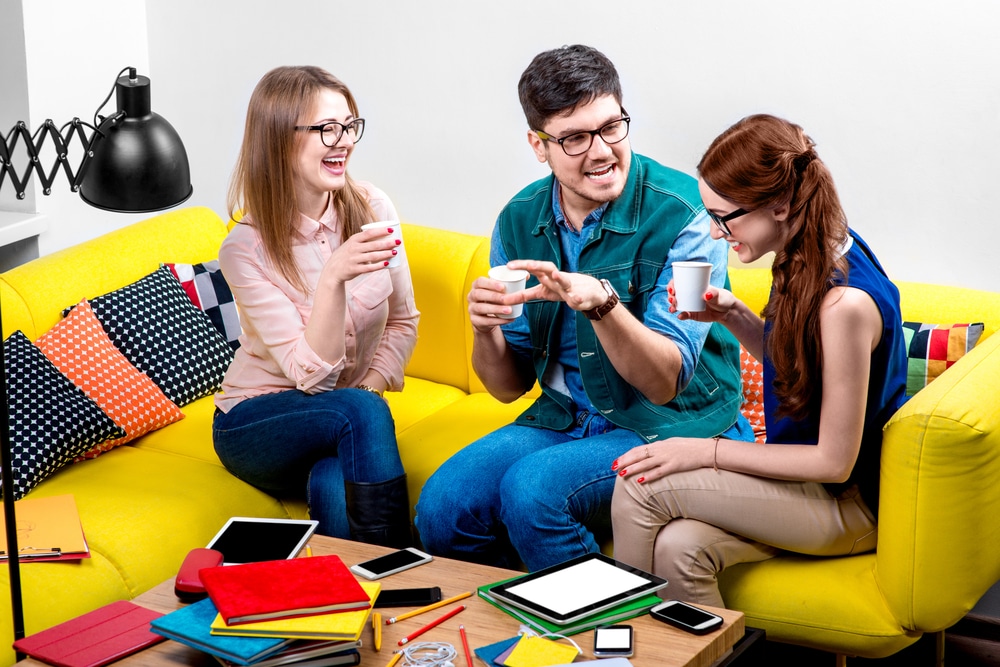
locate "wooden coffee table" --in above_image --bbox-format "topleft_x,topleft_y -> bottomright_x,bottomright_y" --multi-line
16,536 -> 745,666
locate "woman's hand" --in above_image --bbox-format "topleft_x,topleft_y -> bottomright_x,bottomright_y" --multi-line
612,438 -> 715,484
667,281 -> 738,323
324,225 -> 402,284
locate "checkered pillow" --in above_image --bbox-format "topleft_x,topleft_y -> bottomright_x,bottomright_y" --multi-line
83,266 -> 235,406
165,260 -> 241,350
739,346 -> 767,443
2,331 -> 124,499
902,321 -> 985,397
36,300 -> 185,459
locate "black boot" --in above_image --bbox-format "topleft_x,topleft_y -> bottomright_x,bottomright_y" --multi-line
344,473 -> 414,548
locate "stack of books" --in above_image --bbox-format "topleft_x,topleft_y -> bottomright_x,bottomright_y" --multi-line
150,554 -> 379,666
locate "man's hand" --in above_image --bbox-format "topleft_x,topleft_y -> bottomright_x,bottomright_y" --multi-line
506,259 -> 609,312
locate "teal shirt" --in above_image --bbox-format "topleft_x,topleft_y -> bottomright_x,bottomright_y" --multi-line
493,153 -> 743,442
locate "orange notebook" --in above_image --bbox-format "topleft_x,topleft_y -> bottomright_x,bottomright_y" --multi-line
200,554 -> 371,625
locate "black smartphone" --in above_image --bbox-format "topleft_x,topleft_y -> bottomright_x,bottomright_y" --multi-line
373,586 -> 443,608
593,624 -> 634,657
649,600 -> 723,635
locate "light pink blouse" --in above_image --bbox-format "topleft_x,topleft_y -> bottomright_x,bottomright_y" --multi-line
214,183 -> 419,413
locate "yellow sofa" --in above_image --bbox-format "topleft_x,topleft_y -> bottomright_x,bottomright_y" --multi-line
0,205 -> 998,665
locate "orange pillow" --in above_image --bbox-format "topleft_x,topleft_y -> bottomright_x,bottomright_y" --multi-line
740,346 -> 767,443
36,300 -> 185,459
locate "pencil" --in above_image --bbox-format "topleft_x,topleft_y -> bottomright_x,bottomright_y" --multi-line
384,651 -> 403,667
459,624 -> 472,667
386,591 -> 472,624
398,605 -> 466,645
373,611 -> 382,651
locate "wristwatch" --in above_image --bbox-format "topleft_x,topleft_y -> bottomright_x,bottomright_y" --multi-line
585,279 -> 620,321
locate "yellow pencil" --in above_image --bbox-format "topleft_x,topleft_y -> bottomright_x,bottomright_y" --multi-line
385,591 -> 473,624
384,651 -> 403,667
373,611 -> 383,651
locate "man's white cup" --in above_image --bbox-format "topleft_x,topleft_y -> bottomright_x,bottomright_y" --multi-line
672,261 -> 713,312
488,266 -> 529,319
361,220 -> 403,267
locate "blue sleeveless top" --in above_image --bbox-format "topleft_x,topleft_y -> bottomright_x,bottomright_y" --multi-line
763,230 -> 907,515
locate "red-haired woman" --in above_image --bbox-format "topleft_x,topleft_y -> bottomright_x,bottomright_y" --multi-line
611,114 -> 907,606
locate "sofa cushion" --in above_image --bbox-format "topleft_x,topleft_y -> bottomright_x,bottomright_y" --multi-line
901,321 -> 984,397
82,266 -> 235,406
739,346 -> 766,443
2,331 -> 124,499
35,300 -> 185,459
165,260 -> 241,350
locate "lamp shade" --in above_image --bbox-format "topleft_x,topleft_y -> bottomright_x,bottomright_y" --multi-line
78,71 -> 192,212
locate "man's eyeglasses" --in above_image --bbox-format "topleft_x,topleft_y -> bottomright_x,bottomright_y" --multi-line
706,207 -> 751,237
294,118 -> 366,147
535,110 -> 631,157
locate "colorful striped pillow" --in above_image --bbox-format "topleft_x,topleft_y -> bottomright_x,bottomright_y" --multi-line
902,321 -> 985,397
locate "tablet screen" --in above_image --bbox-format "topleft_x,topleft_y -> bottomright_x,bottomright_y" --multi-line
207,517 -> 318,565
489,553 -> 666,624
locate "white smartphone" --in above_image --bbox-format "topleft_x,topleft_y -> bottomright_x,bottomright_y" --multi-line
593,624 -> 634,657
349,547 -> 433,580
649,600 -> 723,635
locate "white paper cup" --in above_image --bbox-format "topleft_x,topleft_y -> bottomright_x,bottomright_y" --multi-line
488,266 -> 529,319
361,220 -> 403,267
672,261 -> 713,312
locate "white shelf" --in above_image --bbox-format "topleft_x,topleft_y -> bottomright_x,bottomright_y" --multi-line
0,211 -> 47,247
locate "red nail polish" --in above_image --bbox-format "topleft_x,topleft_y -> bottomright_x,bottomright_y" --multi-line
619,469 -> 627,476
387,228 -> 394,233
392,249 -> 398,256
637,477 -> 645,484
611,460 -> 619,471
384,261 -> 389,267
395,239 -> 402,245
705,292 -> 712,300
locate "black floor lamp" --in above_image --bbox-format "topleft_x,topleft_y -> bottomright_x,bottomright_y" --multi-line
0,66 -> 192,652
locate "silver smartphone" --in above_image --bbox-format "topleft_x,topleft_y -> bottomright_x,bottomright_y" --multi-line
349,547 -> 433,580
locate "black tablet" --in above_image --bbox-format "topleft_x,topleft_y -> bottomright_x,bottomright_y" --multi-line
206,517 -> 318,565
488,553 -> 667,625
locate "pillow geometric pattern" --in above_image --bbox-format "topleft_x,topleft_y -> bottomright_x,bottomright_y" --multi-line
83,266 -> 235,406
36,300 -> 185,460
739,346 -> 767,443
165,260 -> 242,350
901,321 -> 985,397
2,331 -> 124,499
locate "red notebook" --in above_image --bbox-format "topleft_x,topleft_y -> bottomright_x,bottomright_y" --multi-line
200,554 -> 371,625
13,600 -> 165,667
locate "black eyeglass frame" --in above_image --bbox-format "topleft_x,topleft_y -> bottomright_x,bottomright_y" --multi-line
294,118 -> 366,147
706,207 -> 751,237
534,108 -> 631,157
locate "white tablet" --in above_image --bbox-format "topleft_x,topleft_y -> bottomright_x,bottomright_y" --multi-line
206,517 -> 318,565
488,553 -> 667,625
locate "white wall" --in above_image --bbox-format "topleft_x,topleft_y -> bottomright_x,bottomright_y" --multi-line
3,0 -> 999,291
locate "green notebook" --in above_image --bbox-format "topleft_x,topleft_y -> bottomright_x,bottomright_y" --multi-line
477,575 -> 662,637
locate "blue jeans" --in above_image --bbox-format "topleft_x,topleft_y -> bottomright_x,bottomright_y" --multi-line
213,388 -> 403,538
415,414 -> 644,571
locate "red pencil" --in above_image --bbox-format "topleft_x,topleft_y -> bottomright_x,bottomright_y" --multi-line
398,605 -> 467,646
459,624 -> 473,667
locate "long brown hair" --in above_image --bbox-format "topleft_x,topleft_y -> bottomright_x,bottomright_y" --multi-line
227,66 -> 375,292
698,114 -> 849,421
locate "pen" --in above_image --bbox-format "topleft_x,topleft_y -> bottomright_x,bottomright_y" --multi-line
398,605 -> 466,646
384,651 -> 403,667
386,591 -> 472,624
373,611 -> 382,651
459,624 -> 472,667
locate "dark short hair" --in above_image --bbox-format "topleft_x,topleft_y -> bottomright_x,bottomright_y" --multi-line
517,44 -> 622,131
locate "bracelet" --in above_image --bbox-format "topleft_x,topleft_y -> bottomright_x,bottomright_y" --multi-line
712,436 -> 721,473
356,384 -> 383,397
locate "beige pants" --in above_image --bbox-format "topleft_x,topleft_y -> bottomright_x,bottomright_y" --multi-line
611,468 -> 877,607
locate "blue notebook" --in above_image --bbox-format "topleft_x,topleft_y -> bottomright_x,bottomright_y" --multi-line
149,597 -> 294,665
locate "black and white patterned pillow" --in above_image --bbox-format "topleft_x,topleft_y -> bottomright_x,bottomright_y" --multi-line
3,331 -> 124,499
84,266 -> 235,406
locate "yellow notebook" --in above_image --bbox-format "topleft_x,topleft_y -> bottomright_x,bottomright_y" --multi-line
210,581 -> 380,641
503,635 -> 580,667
